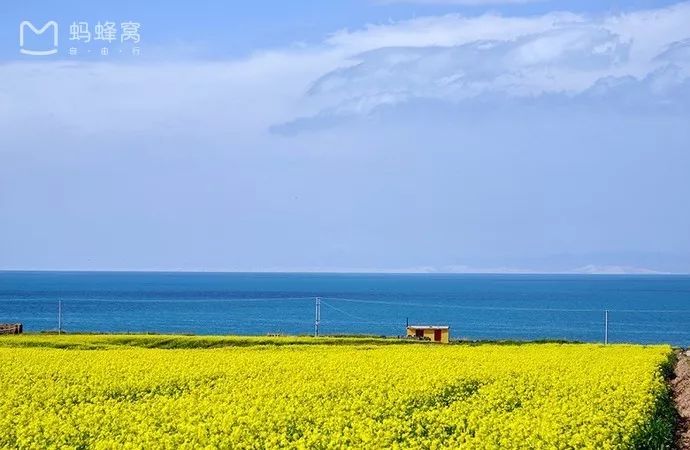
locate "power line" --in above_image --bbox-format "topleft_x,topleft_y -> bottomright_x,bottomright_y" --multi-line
322,297 -> 690,314
320,300 -> 382,324
32,295 -> 690,315
323,296 -> 602,312
73,296 -> 318,303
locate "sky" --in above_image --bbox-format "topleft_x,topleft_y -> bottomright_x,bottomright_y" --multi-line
1,0 -> 689,274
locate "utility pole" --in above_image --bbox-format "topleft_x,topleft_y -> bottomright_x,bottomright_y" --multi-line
314,297 -> 321,337
58,300 -> 62,335
604,310 -> 608,345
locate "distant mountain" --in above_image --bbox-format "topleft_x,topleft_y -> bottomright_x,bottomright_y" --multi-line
565,265 -> 670,275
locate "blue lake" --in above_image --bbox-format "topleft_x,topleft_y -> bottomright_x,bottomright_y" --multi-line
1,271 -> 690,345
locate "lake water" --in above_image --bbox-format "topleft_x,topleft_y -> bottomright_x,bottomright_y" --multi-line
1,271 -> 690,345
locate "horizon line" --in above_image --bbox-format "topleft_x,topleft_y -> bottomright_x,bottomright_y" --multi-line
0,269 -> 688,276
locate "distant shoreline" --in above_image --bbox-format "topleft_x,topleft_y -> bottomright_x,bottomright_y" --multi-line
1,269 -> 688,276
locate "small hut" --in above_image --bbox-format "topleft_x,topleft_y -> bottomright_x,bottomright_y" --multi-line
406,325 -> 449,343
0,323 -> 23,335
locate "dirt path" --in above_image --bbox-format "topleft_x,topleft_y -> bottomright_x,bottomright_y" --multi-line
673,350 -> 690,449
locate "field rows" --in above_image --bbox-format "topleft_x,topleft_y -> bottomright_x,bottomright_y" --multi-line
0,337 -> 674,449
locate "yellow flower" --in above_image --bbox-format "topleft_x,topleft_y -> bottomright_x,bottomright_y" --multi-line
0,336 -> 671,449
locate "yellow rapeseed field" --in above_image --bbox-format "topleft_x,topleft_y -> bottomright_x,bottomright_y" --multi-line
0,336 -> 673,449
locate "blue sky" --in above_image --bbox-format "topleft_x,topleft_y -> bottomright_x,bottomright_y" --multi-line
1,1 -> 690,273
0,0 -> 684,59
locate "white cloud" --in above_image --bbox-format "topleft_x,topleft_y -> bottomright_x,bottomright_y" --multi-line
309,26 -> 631,110
279,2 -> 690,126
0,51 -> 336,138
3,3 -> 690,271
325,11 -> 583,53
3,3 -> 690,139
